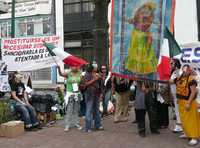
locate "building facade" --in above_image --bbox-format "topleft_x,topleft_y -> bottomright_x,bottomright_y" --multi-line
63,0 -> 96,63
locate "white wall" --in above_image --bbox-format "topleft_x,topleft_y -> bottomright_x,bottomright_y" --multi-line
55,0 -> 64,83
174,0 -> 198,45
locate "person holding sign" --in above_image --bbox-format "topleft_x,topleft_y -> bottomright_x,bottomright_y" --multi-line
58,65 -> 83,132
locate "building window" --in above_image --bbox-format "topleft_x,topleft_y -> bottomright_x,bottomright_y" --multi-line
64,0 -> 80,3
64,3 -> 81,14
82,1 -> 94,12
43,20 -> 51,34
27,19 -> 34,36
18,22 -> 27,36
15,16 -> 52,37
64,0 -> 94,14
0,21 -> 11,38
28,68 -> 51,81
0,16 -> 52,38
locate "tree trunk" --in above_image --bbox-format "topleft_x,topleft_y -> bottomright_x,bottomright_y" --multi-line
93,0 -> 110,67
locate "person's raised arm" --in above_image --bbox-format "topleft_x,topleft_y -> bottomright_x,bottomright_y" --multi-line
57,66 -> 68,78
84,76 -> 98,87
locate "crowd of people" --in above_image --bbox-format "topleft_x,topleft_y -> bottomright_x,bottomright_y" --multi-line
8,59 -> 200,146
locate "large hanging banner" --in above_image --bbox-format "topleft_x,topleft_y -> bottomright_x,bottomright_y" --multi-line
0,0 -> 52,19
111,0 -> 175,78
1,35 -> 60,71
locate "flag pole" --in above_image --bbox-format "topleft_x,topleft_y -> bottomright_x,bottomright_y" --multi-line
43,41 -> 59,67
51,55 -> 59,67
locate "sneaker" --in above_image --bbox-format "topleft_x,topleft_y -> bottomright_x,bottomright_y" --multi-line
179,134 -> 187,139
64,126 -> 69,132
188,139 -> 198,146
173,125 -> 183,133
75,124 -> 83,130
96,126 -> 104,131
84,129 -> 92,133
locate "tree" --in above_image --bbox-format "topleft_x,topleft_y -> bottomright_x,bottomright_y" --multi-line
92,0 -> 110,66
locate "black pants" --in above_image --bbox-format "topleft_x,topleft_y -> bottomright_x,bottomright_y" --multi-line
157,102 -> 169,127
134,109 -> 138,121
137,91 -> 159,134
136,109 -> 158,134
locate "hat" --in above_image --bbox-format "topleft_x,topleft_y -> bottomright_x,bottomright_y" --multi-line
15,73 -> 23,81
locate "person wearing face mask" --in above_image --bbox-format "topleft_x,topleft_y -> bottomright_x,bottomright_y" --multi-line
170,64 -> 200,146
100,65 -> 112,116
9,73 -> 39,130
82,63 -> 104,133
170,59 -> 183,133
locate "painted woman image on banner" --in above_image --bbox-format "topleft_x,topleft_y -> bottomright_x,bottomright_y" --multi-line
125,2 -> 158,74
111,0 -> 175,78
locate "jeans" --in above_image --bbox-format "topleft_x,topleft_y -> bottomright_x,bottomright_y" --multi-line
85,93 -> 102,131
14,101 -> 38,127
103,89 -> 111,113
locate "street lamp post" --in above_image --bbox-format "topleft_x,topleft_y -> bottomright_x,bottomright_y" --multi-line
11,0 -> 15,38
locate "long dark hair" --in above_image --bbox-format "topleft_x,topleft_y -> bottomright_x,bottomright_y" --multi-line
171,59 -> 181,74
86,63 -> 94,73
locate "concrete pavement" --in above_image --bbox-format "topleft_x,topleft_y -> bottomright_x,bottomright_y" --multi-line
0,108 -> 198,148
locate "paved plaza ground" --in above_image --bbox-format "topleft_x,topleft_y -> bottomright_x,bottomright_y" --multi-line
0,108 -> 198,148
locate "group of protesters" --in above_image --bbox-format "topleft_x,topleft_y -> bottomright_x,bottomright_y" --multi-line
8,59 -> 200,146
132,58 -> 200,146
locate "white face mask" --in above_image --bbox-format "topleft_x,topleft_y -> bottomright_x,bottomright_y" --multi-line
182,67 -> 188,73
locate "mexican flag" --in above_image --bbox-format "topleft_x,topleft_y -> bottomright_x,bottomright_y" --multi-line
44,42 -> 88,67
157,27 -> 181,80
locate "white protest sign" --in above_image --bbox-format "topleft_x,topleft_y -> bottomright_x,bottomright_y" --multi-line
1,35 -> 60,71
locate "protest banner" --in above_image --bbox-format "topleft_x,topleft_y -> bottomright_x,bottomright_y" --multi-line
180,42 -> 200,72
1,35 -> 60,71
0,0 -> 52,19
0,75 -> 10,92
110,0 -> 175,79
0,61 -> 10,92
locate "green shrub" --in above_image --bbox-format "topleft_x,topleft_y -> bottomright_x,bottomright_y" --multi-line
0,100 -> 14,124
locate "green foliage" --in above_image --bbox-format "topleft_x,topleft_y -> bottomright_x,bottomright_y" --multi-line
57,91 -> 64,106
0,100 -> 14,124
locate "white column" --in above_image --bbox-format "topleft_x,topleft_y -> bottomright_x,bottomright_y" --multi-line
55,0 -> 64,83
174,0 -> 198,45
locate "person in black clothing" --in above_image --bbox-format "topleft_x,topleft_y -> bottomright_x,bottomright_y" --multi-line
100,65 -> 112,116
135,81 -> 160,137
9,73 -> 39,130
